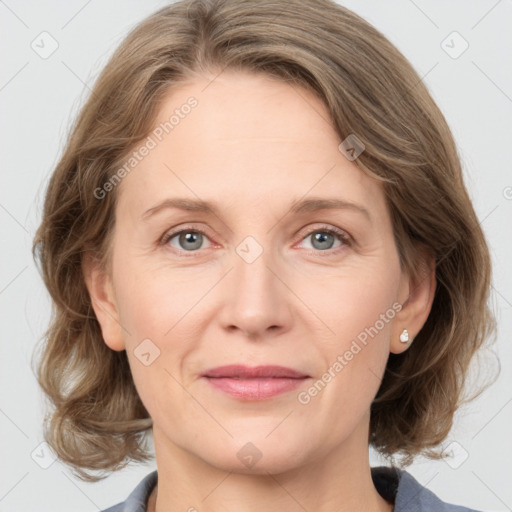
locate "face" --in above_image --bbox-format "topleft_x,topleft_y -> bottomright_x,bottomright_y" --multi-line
90,70 -> 419,475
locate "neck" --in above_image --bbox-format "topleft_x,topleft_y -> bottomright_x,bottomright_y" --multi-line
149,417 -> 393,512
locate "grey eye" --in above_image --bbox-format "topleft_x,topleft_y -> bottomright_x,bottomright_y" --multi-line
302,230 -> 344,251
171,231 -> 205,251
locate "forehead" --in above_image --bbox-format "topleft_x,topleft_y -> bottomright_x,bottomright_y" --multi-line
116,70 -> 386,220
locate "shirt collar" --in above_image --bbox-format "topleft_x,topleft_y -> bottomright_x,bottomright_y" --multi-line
113,465 -> 458,512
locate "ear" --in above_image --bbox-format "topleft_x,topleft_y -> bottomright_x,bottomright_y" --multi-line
82,252 -> 126,351
390,247 -> 436,354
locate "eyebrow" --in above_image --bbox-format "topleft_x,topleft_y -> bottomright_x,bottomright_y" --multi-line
141,196 -> 371,221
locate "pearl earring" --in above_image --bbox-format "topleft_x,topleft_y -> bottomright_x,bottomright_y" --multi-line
399,329 -> 409,343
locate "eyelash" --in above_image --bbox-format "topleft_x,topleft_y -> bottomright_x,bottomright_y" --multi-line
159,224 -> 352,257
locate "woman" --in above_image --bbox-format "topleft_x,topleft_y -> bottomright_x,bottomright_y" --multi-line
32,0 -> 497,511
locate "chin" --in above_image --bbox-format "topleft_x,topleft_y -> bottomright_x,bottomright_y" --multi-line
198,435 -> 310,476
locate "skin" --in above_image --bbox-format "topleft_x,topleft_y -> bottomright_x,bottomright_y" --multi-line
84,69 -> 436,512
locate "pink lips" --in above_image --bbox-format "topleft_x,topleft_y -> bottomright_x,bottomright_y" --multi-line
202,365 -> 310,401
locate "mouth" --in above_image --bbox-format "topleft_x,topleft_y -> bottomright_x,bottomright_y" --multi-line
202,364 -> 309,379
201,365 -> 310,401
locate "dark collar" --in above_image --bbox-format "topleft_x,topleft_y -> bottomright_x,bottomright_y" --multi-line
371,465 -> 400,504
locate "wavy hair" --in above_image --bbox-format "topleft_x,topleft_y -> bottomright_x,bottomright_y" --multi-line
32,0 -> 497,481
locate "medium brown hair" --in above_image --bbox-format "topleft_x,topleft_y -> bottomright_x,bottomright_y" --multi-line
32,0 -> 497,481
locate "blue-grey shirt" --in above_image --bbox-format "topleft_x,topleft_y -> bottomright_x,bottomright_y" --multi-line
100,466 -> 482,512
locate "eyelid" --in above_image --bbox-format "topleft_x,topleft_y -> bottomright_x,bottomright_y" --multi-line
160,222 -> 352,254
296,223 -> 352,244
159,224 -> 215,248
294,223 -> 352,255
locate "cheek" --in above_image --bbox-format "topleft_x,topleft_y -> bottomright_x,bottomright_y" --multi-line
314,259 -> 399,342
113,256 -> 207,341
113,261 -> 208,409
298,279 -> 397,432
312,260 -> 400,392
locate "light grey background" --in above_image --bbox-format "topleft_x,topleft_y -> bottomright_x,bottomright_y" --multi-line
1,1 -> 511,511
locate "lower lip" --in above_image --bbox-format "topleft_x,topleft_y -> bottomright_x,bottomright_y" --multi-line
203,377 -> 309,400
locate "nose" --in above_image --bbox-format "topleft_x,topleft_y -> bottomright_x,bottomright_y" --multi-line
217,239 -> 293,340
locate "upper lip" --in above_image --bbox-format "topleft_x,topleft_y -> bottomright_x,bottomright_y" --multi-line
202,365 -> 309,379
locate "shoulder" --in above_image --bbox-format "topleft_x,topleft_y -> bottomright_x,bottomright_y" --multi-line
100,470 -> 157,512
371,466 -> 484,512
